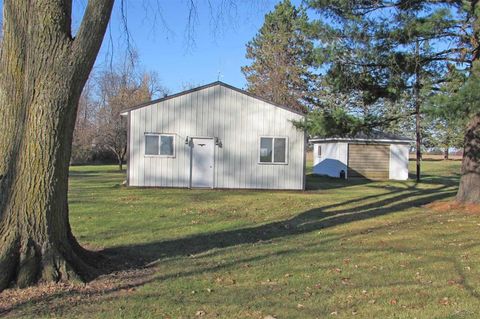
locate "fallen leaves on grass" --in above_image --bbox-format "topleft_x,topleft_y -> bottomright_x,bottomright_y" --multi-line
195,310 -> 206,316
439,297 -> 450,306
330,268 -> 342,274
447,278 -> 463,286
426,201 -> 480,215
0,267 -> 155,317
341,278 -> 351,285
261,279 -> 278,286
214,276 -> 236,285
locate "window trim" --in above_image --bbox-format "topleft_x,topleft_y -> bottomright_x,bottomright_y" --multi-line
144,133 -> 176,158
258,136 -> 288,165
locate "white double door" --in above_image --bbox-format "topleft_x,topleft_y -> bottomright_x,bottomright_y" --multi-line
190,138 -> 214,188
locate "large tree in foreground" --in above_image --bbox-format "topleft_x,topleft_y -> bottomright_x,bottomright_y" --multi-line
0,1 -> 114,291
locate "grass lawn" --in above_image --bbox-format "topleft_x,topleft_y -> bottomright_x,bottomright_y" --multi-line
2,160 -> 480,319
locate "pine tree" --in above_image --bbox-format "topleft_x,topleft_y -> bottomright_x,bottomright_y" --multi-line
306,1 -> 480,201
425,69 -> 468,159
242,0 -> 316,112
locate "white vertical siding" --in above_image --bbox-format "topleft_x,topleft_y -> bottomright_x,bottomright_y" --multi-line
338,143 -> 349,178
389,144 -> 409,180
128,83 -> 305,189
312,142 -> 348,178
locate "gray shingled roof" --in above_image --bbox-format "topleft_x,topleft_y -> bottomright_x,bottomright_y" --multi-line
310,129 -> 412,143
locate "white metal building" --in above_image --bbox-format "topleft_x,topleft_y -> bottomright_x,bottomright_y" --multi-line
121,81 -> 306,190
310,132 -> 411,180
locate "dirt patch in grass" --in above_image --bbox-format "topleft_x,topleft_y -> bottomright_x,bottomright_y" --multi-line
426,200 -> 480,214
0,267 -> 155,317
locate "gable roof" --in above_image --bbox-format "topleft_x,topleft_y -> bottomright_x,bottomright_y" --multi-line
120,81 -> 305,116
310,130 -> 412,144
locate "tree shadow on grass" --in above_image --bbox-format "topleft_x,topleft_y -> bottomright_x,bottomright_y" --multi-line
0,180 -> 459,316
101,182 -> 457,270
306,173 -> 373,190
69,168 -> 126,178
307,171 -> 461,192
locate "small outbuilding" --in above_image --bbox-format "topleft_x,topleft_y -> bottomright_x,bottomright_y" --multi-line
121,81 -> 306,190
310,132 -> 411,180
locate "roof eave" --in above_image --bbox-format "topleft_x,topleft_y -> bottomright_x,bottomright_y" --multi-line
309,137 -> 413,144
119,81 -> 306,117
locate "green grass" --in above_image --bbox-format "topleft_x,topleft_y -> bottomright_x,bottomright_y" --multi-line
5,160 -> 480,319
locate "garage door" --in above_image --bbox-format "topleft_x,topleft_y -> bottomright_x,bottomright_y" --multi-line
348,144 -> 390,179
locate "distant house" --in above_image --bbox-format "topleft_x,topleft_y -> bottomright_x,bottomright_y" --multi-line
310,132 -> 411,180
120,81 -> 306,190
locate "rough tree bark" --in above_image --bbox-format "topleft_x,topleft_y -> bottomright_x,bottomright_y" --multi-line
0,0 -> 114,291
456,112 -> 480,204
456,1 -> 480,204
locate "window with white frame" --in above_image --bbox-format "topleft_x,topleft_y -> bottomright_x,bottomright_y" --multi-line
259,137 -> 287,164
145,134 -> 175,156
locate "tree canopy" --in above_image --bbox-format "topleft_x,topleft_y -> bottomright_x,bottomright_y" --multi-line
307,0 -> 479,116
297,0 -> 479,200
242,0 -> 317,112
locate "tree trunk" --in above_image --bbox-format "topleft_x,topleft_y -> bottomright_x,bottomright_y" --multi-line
120,144 -> 127,171
415,105 -> 422,181
118,157 -> 123,171
456,112 -> 480,204
0,0 -> 114,291
444,147 -> 449,160
414,38 -> 422,182
457,1 -> 480,204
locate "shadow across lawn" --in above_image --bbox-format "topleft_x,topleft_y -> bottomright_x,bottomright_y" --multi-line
306,173 -> 373,190
102,182 -> 457,270
306,171 -> 461,191
69,168 -> 126,178
0,177 -> 459,317
407,173 -> 461,187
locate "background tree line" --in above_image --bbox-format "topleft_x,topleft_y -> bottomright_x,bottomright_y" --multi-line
243,0 -> 470,157
72,56 -> 167,170
73,0 -> 470,172
242,0 -> 479,202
